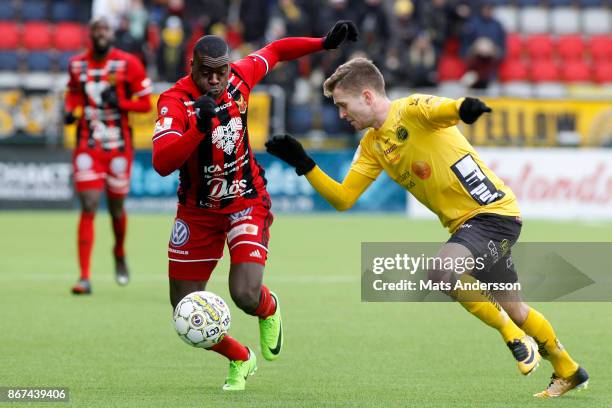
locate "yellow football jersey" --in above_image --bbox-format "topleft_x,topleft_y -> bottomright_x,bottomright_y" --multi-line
350,94 -> 520,232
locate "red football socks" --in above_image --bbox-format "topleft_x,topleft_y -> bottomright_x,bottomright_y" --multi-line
209,335 -> 249,361
111,211 -> 127,258
253,284 -> 276,318
78,211 -> 95,280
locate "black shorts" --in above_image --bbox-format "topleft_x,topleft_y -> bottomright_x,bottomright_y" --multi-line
447,213 -> 522,284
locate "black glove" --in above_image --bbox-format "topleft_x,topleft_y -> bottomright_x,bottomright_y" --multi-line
101,88 -> 119,108
322,20 -> 359,50
459,97 -> 492,124
265,134 -> 316,176
64,111 -> 77,124
193,94 -> 217,133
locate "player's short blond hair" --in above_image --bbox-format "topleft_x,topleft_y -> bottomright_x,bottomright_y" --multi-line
323,57 -> 386,98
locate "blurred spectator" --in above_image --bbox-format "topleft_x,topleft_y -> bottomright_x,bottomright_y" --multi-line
460,1 -> 506,88
274,0 -> 311,37
386,0 -> 420,86
407,32 -> 438,87
417,0 -> 452,56
156,14 -> 187,82
92,0 -> 131,31
357,0 -> 391,67
313,0 -> 359,79
240,0 -> 271,44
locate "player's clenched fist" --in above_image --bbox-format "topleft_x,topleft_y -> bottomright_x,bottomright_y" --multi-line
265,134 -> 316,176
459,97 -> 492,124
322,20 -> 359,50
194,94 -> 217,133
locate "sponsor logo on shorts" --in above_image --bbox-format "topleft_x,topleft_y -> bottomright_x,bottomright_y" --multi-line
160,106 -> 168,115
488,240 -> 499,263
168,247 -> 189,255
227,223 -> 258,242
459,223 -> 472,229
229,207 -> 253,224
249,249 -> 262,259
171,219 -> 190,247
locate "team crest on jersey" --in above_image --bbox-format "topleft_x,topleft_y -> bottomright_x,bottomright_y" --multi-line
170,219 -> 190,247
236,95 -> 247,114
212,117 -> 243,154
396,126 -> 409,141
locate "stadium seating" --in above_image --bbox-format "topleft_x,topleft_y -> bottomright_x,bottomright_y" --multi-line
493,6 -> 519,33
54,23 -> 85,51
561,60 -> 592,82
58,51 -> 77,71
506,34 -> 523,59
550,7 -> 581,34
525,34 -> 554,60
0,50 -> 20,70
437,56 -> 466,81
589,35 -> 612,62
557,35 -> 586,61
51,1 -> 77,22
520,7 -> 550,34
499,59 -> 529,82
0,22 -> 19,49
593,61 -> 612,83
0,1 -> 17,20
581,8 -> 611,35
22,22 -> 53,50
288,105 -> 313,135
530,59 -> 560,82
21,0 -> 47,21
26,51 -> 53,71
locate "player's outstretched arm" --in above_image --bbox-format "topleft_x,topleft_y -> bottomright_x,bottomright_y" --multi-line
265,134 -> 373,211
234,21 -> 359,87
406,95 -> 492,128
264,20 -> 359,62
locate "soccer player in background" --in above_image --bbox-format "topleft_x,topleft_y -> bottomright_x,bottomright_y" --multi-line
266,57 -> 589,398
65,17 -> 152,295
151,21 -> 358,391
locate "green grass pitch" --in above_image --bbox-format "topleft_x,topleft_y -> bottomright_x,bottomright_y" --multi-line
1,212 -> 611,407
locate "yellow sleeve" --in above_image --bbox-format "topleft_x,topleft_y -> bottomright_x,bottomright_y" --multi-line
349,135 -> 384,180
305,166 -> 374,211
400,94 -> 465,129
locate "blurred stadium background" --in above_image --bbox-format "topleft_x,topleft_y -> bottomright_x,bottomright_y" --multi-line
1,1 -> 612,406
0,0 -> 610,214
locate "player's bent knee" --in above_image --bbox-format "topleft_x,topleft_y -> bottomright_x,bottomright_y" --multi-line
229,285 -> 260,313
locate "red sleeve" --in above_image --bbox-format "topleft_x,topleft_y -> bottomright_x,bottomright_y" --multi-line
232,37 -> 324,88
65,58 -> 83,113
118,56 -> 152,112
152,95 -> 203,176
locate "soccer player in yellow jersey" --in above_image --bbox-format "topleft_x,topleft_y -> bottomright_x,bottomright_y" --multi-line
266,57 -> 589,398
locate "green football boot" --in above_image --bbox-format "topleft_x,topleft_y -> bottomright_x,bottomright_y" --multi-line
259,291 -> 283,361
222,347 -> 257,391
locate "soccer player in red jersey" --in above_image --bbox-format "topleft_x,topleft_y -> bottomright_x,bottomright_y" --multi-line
65,17 -> 152,295
152,21 -> 359,390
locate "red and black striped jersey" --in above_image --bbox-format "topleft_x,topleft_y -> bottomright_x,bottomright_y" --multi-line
66,48 -> 152,152
154,53 -> 277,213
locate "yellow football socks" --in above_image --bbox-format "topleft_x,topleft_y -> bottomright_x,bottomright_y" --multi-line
454,274 -> 525,343
520,308 -> 579,378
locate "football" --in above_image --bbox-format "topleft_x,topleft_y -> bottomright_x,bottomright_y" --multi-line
173,291 -> 231,348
